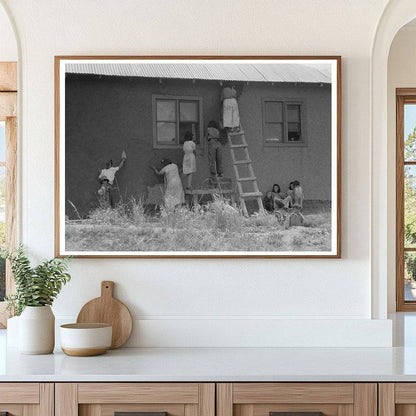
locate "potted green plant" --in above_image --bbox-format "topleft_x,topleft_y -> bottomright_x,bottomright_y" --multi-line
1,245 -> 71,354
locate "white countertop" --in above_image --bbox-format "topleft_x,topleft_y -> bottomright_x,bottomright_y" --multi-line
1,328 -> 416,382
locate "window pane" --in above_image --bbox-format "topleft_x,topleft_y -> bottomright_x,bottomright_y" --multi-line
264,102 -> 283,123
0,257 -> 4,301
0,165 -> 5,302
405,252 -> 416,301
179,122 -> 199,145
156,122 -> 176,144
179,101 -> 198,122
288,122 -> 301,142
287,104 -> 300,122
264,123 -> 283,142
404,104 -> 416,161
405,165 -> 416,247
156,100 -> 176,121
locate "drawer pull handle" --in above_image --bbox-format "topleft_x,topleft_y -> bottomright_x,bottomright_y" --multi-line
270,413 -> 324,416
115,412 -> 168,416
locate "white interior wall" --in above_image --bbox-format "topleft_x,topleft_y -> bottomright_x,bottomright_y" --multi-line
387,24 -> 416,313
0,0 -> 394,346
0,4 -> 17,61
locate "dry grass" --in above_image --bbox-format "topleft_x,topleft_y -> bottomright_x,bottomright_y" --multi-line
65,198 -> 332,252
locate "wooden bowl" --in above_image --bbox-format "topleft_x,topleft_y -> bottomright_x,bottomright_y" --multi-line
60,323 -> 112,356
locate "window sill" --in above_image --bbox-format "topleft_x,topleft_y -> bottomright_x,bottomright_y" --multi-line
153,144 -> 202,150
263,142 -> 308,148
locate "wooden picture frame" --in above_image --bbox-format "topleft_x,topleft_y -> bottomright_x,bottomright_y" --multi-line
55,56 -> 341,258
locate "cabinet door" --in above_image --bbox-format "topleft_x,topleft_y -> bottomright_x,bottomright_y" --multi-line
217,383 -> 377,416
0,383 -> 53,416
379,383 -> 416,416
56,383 -> 215,416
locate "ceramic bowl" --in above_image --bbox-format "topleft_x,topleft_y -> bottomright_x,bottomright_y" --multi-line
60,323 -> 112,356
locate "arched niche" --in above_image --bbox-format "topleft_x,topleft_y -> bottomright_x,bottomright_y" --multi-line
371,0 -> 416,319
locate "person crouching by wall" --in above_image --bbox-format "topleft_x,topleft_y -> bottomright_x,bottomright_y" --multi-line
206,120 -> 223,178
271,183 -> 291,210
286,180 -> 304,209
290,180 -> 304,209
97,151 -> 127,208
263,191 -> 275,213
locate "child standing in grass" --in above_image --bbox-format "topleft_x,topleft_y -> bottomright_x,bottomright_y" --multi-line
97,151 -> 126,208
182,131 -> 196,190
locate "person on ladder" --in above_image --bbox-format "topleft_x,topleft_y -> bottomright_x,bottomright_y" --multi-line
221,83 -> 240,132
206,120 -> 224,178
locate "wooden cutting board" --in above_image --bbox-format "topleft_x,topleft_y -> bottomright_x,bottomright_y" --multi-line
76,281 -> 133,349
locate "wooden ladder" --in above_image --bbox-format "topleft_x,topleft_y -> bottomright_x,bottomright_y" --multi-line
227,128 -> 264,216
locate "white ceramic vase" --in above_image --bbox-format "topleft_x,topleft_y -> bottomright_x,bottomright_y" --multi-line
19,306 -> 55,354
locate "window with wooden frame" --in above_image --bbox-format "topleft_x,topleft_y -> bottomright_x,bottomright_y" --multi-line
262,98 -> 305,146
0,121 -> 6,300
0,62 -> 18,327
396,89 -> 416,311
152,95 -> 203,149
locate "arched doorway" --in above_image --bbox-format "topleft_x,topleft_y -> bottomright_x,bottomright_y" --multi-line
371,0 -> 416,319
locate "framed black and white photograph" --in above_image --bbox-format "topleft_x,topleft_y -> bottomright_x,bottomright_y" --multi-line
55,56 -> 341,258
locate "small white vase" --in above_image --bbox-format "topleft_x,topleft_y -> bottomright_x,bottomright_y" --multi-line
19,306 -> 55,354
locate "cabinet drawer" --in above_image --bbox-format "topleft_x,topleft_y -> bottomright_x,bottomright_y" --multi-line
379,383 -> 416,416
78,383 -> 200,404
0,383 -> 39,404
80,403 -> 184,416
0,383 -> 53,416
56,383 -> 215,416
217,383 -> 376,416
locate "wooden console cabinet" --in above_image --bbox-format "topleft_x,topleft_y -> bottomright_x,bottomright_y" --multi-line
0,381 -> 405,416
0,383 -> 53,416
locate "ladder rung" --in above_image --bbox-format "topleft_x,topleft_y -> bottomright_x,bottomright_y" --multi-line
240,191 -> 263,198
228,130 -> 244,136
238,177 -> 257,182
230,144 -> 248,149
234,159 -> 252,165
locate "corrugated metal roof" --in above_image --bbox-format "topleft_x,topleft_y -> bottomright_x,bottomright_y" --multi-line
65,63 -> 331,83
